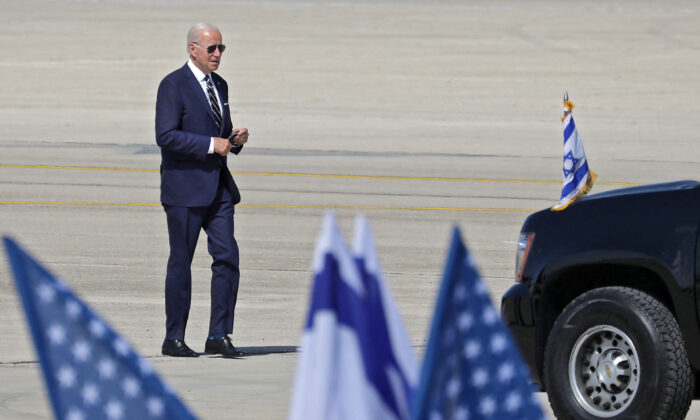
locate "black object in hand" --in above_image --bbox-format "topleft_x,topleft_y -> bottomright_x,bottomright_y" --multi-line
228,132 -> 238,146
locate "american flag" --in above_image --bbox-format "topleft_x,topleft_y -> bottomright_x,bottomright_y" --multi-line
3,237 -> 197,420
411,228 -> 544,420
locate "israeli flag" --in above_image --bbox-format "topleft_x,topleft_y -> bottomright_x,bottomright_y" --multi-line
288,213 -> 417,420
552,93 -> 597,211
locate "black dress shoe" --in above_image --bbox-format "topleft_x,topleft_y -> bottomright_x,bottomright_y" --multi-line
204,336 -> 246,358
162,339 -> 199,357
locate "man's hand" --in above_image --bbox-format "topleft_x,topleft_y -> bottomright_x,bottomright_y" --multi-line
213,137 -> 233,156
230,128 -> 249,146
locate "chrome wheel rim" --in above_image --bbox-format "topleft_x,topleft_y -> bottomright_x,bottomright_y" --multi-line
569,325 -> 640,417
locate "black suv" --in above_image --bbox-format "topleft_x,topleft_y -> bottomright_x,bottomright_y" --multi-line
501,180 -> 700,420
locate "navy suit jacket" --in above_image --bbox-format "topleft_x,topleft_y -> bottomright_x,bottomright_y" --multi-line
155,64 -> 241,207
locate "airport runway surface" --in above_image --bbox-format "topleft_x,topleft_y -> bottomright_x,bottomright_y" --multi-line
2,0 -> 700,418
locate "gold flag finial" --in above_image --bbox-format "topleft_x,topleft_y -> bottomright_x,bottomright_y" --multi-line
562,92 -> 575,122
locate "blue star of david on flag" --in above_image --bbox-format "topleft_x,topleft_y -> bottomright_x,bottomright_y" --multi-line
3,237 -> 197,420
562,151 -> 579,178
411,228 -> 545,420
552,93 -> 597,211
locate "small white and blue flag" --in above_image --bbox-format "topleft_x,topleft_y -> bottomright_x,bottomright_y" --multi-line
411,228 -> 544,420
288,212 -> 417,420
3,237 -> 197,420
552,93 -> 597,211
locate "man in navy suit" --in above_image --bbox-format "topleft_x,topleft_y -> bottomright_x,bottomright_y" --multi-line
155,23 -> 249,358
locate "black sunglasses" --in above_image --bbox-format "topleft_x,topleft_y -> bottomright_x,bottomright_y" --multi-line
194,42 -> 226,54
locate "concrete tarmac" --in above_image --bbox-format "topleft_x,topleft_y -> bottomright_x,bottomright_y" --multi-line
1,0 -> 700,418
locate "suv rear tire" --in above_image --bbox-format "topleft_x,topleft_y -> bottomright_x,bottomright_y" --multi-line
543,286 -> 693,419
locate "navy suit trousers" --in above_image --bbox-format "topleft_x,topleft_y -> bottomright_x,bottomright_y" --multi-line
163,175 -> 240,341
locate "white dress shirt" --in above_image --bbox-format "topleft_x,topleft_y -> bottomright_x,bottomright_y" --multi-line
187,59 -> 223,154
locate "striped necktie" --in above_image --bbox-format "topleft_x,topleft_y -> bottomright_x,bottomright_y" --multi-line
204,75 -> 222,128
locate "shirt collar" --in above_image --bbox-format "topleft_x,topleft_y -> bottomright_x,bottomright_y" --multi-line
187,59 -> 209,83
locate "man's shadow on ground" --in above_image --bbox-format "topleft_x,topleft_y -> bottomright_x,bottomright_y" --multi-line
198,345 -> 298,359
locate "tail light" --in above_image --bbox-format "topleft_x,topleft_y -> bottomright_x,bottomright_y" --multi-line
515,232 -> 535,283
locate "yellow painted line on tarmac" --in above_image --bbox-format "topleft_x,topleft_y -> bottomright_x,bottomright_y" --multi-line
0,164 -> 156,173
0,201 -> 536,212
0,201 -> 159,207
0,163 -> 636,186
240,204 -> 537,212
